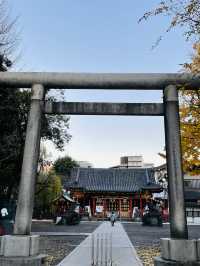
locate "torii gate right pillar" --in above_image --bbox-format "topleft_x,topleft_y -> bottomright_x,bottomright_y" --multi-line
164,85 -> 188,239
154,85 -> 200,265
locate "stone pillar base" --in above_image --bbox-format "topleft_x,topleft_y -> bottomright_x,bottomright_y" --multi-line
0,254 -> 49,266
154,256 -> 200,266
0,235 -> 50,265
154,238 -> 200,266
0,235 -> 40,257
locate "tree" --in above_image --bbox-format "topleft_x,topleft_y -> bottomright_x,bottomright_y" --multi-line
157,45 -> 200,175
0,0 -> 71,199
34,171 -> 62,218
139,0 -> 200,44
53,156 -> 79,176
0,0 -> 17,71
140,1 -> 200,174
180,43 -> 200,174
0,0 -> 20,199
0,88 -> 71,199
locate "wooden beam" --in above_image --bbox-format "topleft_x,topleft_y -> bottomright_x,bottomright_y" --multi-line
44,101 -> 164,116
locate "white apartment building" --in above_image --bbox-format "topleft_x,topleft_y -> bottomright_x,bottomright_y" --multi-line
120,156 -> 154,169
77,161 -> 93,168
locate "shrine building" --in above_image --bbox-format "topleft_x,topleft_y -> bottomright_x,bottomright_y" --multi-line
64,167 -> 162,219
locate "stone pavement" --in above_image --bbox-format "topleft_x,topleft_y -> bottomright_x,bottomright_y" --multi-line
32,232 -> 90,236
57,221 -> 143,266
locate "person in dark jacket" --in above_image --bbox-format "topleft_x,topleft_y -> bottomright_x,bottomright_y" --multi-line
110,211 -> 116,226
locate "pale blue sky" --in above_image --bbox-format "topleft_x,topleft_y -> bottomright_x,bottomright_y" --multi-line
11,0 -> 193,167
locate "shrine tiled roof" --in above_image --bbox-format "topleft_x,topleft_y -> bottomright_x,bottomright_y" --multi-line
64,167 -> 161,193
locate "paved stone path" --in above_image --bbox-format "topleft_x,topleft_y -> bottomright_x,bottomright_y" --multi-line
57,222 -> 143,266
32,232 -> 90,236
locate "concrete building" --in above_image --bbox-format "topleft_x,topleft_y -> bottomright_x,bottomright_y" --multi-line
112,155 -> 154,169
77,161 -> 93,168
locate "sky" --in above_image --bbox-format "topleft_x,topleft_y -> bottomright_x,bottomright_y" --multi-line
11,0 -> 193,167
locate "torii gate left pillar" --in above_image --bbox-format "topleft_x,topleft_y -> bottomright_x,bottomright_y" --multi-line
0,84 -> 47,265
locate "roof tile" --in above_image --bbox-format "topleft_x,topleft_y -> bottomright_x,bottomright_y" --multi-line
65,168 -> 161,193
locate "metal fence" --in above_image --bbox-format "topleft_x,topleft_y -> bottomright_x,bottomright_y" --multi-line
186,207 -> 200,218
91,233 -> 116,266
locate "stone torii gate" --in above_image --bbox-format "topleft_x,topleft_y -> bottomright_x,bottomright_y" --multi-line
0,72 -> 200,266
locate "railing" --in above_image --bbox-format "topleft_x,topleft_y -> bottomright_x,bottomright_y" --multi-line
186,207 -> 200,218
91,233 -> 116,266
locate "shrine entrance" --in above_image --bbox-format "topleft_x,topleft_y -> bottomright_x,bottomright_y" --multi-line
0,72 -> 199,265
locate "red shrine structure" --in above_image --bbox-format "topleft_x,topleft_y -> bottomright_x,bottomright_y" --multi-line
64,167 -> 162,219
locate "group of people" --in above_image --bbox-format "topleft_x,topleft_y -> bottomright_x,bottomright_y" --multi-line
132,199 -> 165,221
144,199 -> 164,213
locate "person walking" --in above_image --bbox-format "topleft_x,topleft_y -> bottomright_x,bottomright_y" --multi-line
110,211 -> 116,226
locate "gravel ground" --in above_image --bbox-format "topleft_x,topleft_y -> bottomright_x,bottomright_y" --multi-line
123,223 -> 200,266
122,223 -> 170,247
135,246 -> 161,266
39,235 -> 86,265
32,221 -> 200,265
32,221 -> 100,265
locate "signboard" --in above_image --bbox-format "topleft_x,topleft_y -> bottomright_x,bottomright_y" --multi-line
96,205 -> 103,213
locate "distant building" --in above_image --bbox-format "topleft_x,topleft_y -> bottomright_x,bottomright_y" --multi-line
77,161 -> 93,168
143,163 -> 155,168
112,156 -> 154,169
184,175 -> 200,212
154,163 -> 200,217
64,167 -> 162,219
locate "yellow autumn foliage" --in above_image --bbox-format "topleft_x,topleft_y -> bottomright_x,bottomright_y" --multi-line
180,43 -> 200,175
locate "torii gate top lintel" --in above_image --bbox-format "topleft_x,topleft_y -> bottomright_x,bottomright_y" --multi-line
0,72 -> 200,89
